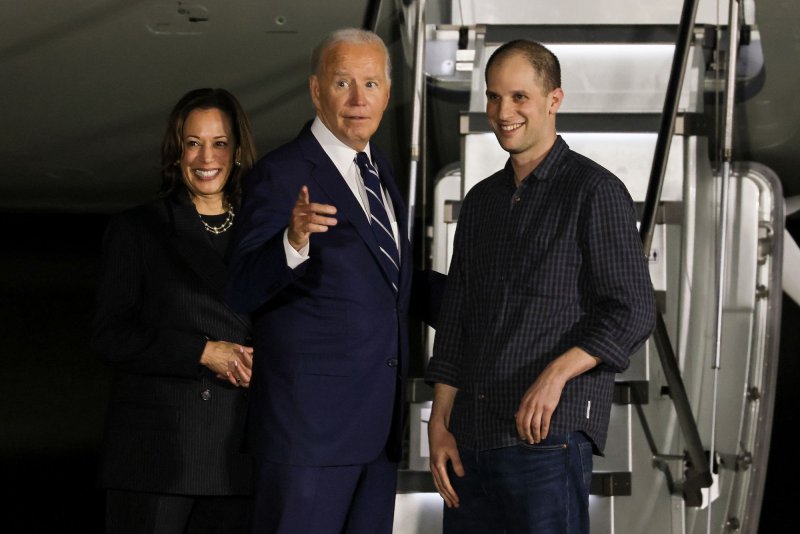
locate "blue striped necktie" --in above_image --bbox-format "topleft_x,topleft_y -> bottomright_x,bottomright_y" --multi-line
355,151 -> 400,292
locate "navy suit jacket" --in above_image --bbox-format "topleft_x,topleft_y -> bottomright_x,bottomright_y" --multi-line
226,123 -> 412,466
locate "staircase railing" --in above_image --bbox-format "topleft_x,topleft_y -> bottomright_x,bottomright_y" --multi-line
638,0 -> 714,506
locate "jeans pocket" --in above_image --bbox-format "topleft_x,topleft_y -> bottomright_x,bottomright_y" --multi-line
517,433 -> 570,452
578,440 -> 594,493
518,442 -> 569,452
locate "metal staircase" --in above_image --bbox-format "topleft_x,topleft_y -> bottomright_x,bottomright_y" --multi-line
393,1 -> 783,533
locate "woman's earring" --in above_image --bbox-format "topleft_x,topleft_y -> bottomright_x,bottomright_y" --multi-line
235,161 -> 241,166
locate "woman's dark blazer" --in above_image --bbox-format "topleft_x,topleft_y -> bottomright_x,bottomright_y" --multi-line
90,192 -> 252,495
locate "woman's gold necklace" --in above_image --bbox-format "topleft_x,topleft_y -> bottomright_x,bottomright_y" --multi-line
199,205 -> 235,234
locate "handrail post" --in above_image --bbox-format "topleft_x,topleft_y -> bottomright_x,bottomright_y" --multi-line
707,0 -> 743,529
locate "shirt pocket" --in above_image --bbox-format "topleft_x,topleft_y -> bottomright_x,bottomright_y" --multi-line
519,235 -> 581,299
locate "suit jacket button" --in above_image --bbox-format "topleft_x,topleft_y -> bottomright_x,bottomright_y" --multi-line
387,358 -> 398,368
201,389 -> 211,401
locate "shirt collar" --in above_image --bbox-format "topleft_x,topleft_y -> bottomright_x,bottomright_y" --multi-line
502,135 -> 569,187
310,116 -> 373,176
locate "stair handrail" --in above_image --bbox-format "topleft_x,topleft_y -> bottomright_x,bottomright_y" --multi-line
406,0 -> 427,242
638,0 -> 714,506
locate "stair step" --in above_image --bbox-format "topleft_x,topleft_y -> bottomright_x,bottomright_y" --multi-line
397,469 -> 634,497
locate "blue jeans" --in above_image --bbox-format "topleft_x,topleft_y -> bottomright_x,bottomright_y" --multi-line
443,432 -> 593,534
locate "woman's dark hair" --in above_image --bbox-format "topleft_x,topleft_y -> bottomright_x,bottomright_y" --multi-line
160,88 -> 257,205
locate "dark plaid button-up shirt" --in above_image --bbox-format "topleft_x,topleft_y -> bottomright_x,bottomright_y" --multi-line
425,136 -> 656,453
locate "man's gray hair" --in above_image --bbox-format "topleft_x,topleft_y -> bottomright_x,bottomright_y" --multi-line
310,27 -> 392,81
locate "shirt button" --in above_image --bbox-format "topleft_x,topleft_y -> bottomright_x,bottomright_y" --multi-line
201,389 -> 211,401
513,196 -> 521,203
478,393 -> 486,400
386,358 -> 399,368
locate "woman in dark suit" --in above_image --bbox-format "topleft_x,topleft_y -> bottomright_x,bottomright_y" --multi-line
91,88 -> 258,533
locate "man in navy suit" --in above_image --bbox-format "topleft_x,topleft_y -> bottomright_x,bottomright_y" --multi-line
226,28 -> 411,533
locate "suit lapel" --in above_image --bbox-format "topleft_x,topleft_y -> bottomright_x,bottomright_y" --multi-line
296,127 -> 412,297
167,194 -> 229,294
165,194 -> 251,329
297,130 -> 389,278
